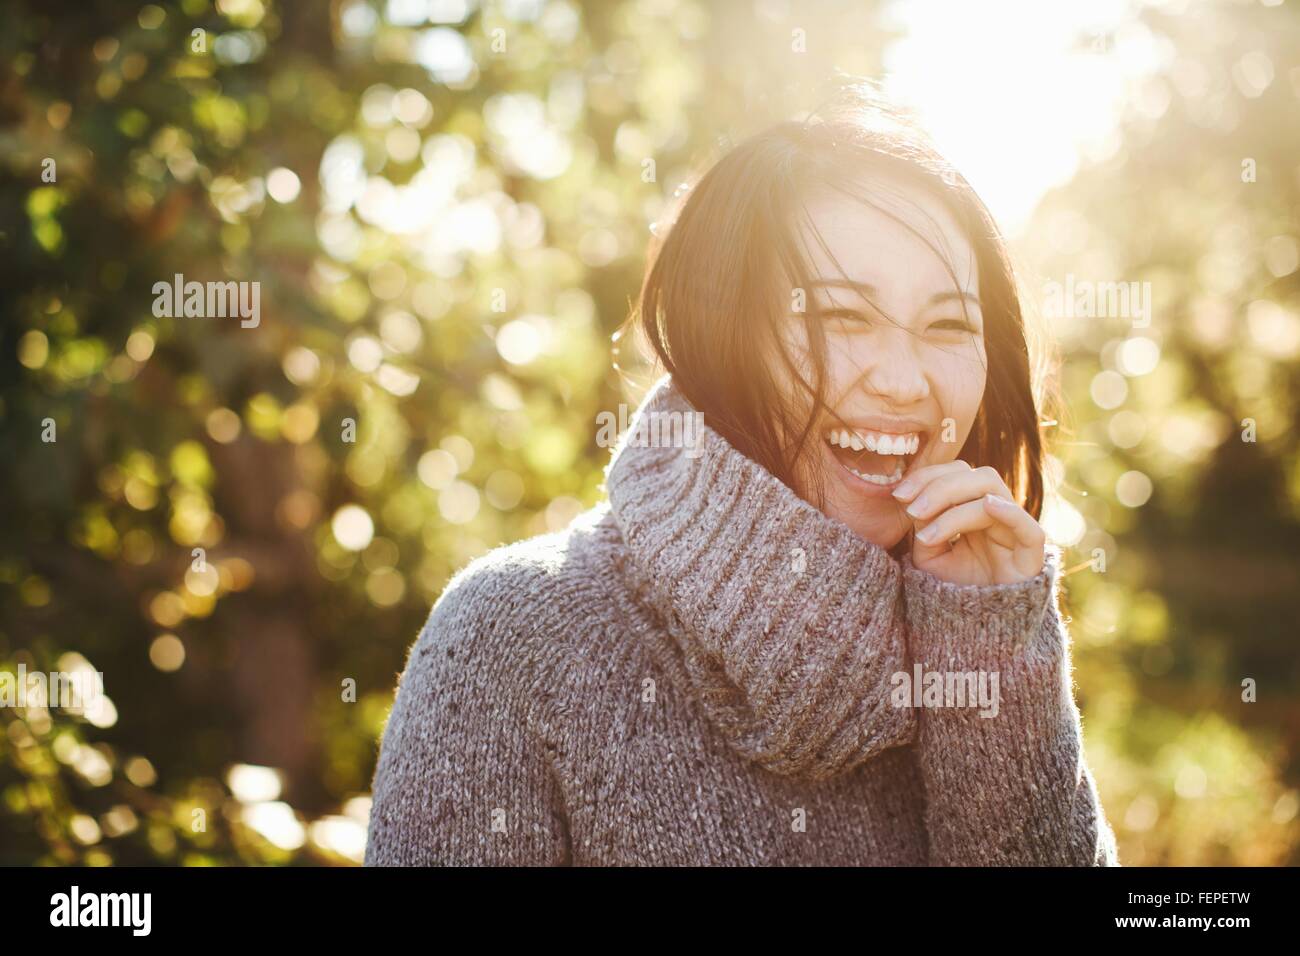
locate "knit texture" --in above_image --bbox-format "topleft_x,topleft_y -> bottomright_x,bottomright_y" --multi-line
365,375 -> 1120,866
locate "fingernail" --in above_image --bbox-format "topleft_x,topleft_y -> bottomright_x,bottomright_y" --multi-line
906,495 -> 928,518
985,493 -> 1008,508
916,525 -> 937,543
892,480 -> 915,500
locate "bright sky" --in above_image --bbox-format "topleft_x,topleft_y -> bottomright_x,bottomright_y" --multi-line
880,0 -> 1171,236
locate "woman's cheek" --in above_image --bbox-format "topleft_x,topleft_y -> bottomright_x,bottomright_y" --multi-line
826,347 -> 862,393
928,347 -> 987,460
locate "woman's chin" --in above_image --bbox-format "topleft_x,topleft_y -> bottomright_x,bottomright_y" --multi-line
792,446 -> 913,551
822,471 -> 910,550
809,445 -> 909,549
837,507 -> 909,552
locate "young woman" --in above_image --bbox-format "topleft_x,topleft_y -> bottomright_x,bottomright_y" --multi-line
366,87 -> 1119,866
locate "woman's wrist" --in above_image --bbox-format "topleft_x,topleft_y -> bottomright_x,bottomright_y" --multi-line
901,546 -> 1063,667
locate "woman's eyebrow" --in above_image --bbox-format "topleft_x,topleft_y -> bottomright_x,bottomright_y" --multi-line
808,279 -> 980,307
930,289 -> 982,309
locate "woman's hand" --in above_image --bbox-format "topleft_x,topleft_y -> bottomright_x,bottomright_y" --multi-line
891,461 -> 1046,586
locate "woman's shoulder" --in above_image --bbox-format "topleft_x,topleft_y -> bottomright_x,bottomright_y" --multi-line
434,500 -> 616,618
399,502 -> 621,692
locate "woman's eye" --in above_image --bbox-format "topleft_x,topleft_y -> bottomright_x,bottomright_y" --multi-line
931,318 -> 979,334
823,309 -> 871,327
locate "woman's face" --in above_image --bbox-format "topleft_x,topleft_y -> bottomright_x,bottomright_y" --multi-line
781,177 -> 988,549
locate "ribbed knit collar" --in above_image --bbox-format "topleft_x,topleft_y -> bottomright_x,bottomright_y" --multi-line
604,375 -> 917,781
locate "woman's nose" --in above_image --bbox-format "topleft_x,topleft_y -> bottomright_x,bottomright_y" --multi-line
862,330 -> 930,406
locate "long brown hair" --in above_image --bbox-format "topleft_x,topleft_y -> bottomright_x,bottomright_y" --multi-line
618,82 -> 1052,519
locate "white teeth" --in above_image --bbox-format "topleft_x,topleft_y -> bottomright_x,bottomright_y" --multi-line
846,460 -> 905,485
824,428 -> 923,455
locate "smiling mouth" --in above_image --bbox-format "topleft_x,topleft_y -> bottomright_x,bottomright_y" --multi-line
823,427 -> 927,486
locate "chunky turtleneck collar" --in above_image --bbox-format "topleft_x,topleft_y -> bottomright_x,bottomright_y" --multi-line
604,375 -> 917,781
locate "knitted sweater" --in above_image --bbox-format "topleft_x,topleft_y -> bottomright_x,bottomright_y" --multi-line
365,375 -> 1120,866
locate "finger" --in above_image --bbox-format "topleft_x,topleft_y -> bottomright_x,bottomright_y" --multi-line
891,460 -> 971,504
909,515 -> 960,563
982,493 -> 1048,551
914,499 -> 1013,550
904,465 -> 1012,522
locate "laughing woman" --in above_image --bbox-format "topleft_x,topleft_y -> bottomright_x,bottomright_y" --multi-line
365,88 -> 1120,866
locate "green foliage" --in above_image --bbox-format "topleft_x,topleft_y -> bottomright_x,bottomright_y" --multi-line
1022,0 -> 1300,866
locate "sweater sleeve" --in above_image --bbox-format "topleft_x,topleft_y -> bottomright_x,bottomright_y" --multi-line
365,565 -> 571,866
900,548 -> 1119,866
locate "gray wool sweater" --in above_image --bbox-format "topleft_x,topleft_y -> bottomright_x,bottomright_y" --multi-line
365,375 -> 1120,866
